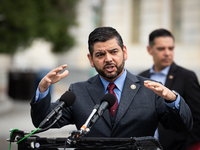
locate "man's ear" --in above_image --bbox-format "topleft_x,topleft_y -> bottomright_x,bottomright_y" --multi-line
123,46 -> 128,60
147,45 -> 153,55
87,53 -> 94,68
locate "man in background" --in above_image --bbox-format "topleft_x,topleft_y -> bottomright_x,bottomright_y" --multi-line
139,28 -> 200,150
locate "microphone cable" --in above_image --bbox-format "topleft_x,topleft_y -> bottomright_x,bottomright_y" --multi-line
9,127 -> 40,150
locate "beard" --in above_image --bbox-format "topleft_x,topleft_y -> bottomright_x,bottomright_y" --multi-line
94,59 -> 125,80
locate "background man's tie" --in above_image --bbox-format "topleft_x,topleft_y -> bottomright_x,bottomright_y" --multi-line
107,83 -> 118,117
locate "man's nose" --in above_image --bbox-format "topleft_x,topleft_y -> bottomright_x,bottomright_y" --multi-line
164,49 -> 171,55
105,53 -> 113,62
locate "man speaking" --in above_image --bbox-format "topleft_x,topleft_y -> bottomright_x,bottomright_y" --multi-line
30,27 -> 192,139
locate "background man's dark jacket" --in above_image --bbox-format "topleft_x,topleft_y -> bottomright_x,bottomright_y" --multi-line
139,62 -> 200,150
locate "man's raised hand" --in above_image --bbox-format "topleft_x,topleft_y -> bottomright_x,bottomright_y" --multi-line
39,64 -> 69,93
144,80 -> 177,101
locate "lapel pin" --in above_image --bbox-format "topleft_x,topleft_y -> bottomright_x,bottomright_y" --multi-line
169,75 -> 173,79
130,84 -> 136,90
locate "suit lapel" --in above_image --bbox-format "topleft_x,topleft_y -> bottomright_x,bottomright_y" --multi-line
113,72 -> 141,130
85,72 -> 142,129
165,62 -> 177,88
86,75 -> 112,127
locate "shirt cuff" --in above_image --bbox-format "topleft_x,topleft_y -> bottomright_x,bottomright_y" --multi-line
165,93 -> 180,111
35,87 -> 49,102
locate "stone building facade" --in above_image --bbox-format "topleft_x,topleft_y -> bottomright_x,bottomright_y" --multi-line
11,0 -> 200,86
61,0 -> 200,78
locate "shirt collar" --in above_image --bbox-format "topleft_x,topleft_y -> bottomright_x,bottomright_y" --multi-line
99,69 -> 127,92
150,65 -> 171,76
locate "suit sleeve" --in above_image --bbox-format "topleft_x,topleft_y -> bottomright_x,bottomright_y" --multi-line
30,91 -> 73,128
30,91 -> 52,128
157,94 -> 193,133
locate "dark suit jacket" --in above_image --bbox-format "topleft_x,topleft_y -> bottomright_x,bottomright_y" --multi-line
31,70 -> 192,139
139,62 -> 200,150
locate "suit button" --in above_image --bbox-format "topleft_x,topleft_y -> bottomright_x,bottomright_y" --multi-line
181,114 -> 186,120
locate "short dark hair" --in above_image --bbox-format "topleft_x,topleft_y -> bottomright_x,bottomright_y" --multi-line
149,28 -> 174,47
88,27 -> 124,56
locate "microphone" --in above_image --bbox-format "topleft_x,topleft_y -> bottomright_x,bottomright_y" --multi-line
67,93 -> 116,140
38,91 -> 76,128
82,93 -> 116,131
80,104 -> 99,131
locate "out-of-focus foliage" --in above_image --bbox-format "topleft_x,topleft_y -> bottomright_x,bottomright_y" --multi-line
0,0 -> 79,54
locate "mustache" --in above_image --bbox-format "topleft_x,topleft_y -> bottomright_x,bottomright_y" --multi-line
103,63 -> 117,69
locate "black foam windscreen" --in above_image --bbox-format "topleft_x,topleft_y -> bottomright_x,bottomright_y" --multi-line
101,93 -> 116,109
60,91 -> 76,107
